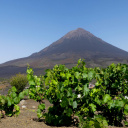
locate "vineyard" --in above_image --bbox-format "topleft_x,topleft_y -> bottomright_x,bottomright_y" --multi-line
1,59 -> 128,128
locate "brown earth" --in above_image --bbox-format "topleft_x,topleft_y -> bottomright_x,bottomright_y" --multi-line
0,81 -> 9,90
0,99 -> 77,128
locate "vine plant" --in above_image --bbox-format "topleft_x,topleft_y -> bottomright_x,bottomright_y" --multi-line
0,86 -> 29,118
26,59 -> 128,127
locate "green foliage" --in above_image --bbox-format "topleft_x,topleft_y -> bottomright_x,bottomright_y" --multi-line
10,73 -> 28,94
93,63 -> 128,126
26,59 -> 128,127
0,86 -> 29,117
44,106 -> 72,126
27,66 -> 46,118
78,115 -> 108,128
42,59 -> 93,125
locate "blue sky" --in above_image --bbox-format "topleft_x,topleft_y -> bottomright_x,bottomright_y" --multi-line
0,0 -> 128,64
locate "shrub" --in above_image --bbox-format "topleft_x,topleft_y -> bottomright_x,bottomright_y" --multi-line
10,73 -> 28,94
27,59 -> 128,127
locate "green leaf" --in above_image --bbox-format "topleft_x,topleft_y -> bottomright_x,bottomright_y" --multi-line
68,98 -> 73,106
27,67 -> 33,74
122,66 -> 127,73
14,105 -> 20,111
89,103 -> 96,112
37,108 -> 41,113
73,101 -> 77,109
60,85 -> 64,92
7,97 -> 12,107
75,85 -> 82,92
60,97 -> 68,108
94,122 -> 101,128
65,108 -> 72,117
78,59 -> 81,65
60,72 -> 65,78
83,73 -> 88,79
64,80 -> 69,87
23,89 -> 29,95
59,93 -> 64,100
38,103 -> 45,110
52,80 -> 58,85
71,93 -> 77,100
103,94 -> 111,104
83,84 -> 89,96
124,104 -> 128,115
115,100 -> 125,108
19,92 -> 24,100
56,91 -> 60,98
37,113 -> 43,118
102,119 -> 108,126
124,121 -> 128,126
75,72 -> 80,79
29,80 -> 35,86
66,73 -> 71,79
88,70 -> 94,80
11,92 -> 17,98
1,99 -> 5,105
94,115 -> 108,127
14,97 -> 20,104
108,100 -> 114,109
105,80 -> 108,85
11,86 -> 17,92
95,96 -> 101,105
67,88 -> 72,97
95,81 -> 101,86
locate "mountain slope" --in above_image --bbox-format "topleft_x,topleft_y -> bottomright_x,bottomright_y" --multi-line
1,28 -> 128,77
30,28 -> 128,59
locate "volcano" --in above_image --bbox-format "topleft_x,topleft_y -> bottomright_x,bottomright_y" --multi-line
0,28 -> 128,77
30,28 -> 128,60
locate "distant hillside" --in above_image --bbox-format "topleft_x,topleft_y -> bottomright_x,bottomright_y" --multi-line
0,28 -> 128,78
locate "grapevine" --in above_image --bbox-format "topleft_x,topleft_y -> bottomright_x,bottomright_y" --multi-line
0,86 -> 29,118
26,59 -> 128,127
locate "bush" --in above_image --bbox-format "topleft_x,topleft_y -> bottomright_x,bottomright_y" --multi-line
10,73 -> 28,94
27,59 -> 128,127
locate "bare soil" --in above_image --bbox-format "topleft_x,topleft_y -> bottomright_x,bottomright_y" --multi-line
0,99 -> 77,128
0,82 -> 11,95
